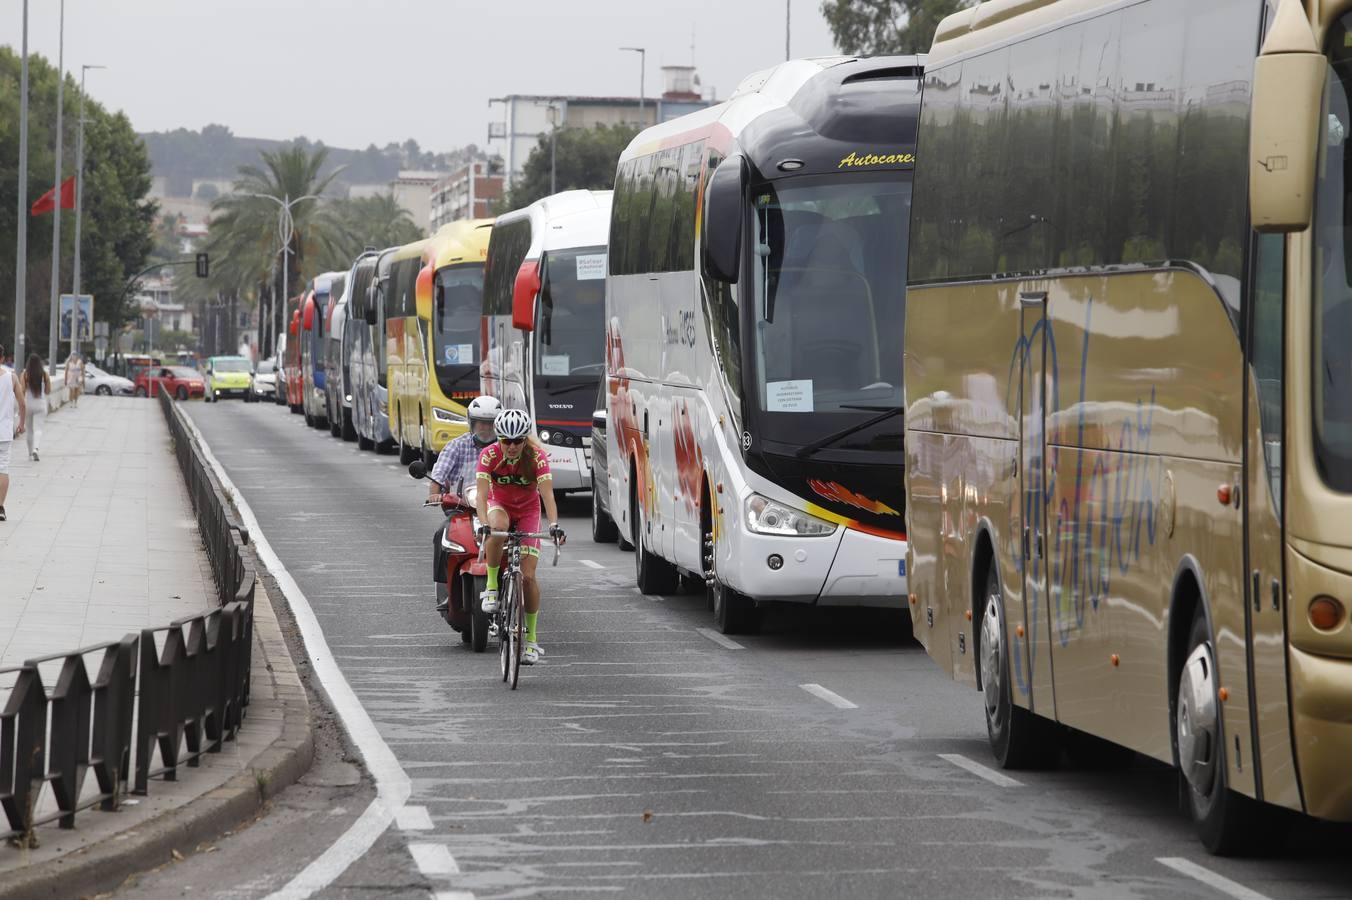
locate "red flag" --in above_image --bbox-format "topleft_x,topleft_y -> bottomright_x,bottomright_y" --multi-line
30,176 -> 76,216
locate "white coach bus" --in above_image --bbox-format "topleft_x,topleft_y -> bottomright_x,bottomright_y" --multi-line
604,56 -> 922,633
481,190 -> 612,492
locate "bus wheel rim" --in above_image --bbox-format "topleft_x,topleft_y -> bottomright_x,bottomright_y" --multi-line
1177,641 -> 1220,805
980,591 -> 1005,733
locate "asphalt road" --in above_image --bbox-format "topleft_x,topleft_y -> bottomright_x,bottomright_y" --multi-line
183,399 -> 1351,900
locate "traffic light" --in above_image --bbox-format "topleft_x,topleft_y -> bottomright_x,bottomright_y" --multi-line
195,252 -> 209,278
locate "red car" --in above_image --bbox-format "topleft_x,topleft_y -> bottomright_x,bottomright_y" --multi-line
134,365 -> 206,400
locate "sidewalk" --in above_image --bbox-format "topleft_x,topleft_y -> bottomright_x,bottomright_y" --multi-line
0,398 -> 313,898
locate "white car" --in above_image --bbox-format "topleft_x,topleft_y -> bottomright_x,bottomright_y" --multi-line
84,363 -> 135,396
250,359 -> 278,400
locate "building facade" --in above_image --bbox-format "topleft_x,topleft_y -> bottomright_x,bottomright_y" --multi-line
389,171 -> 441,235
429,160 -> 505,231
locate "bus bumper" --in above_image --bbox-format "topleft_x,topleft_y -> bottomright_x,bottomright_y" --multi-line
817,529 -> 908,608
1288,645 -> 1352,821
545,446 -> 590,492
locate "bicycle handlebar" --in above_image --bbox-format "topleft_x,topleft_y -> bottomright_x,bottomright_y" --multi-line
477,530 -> 563,567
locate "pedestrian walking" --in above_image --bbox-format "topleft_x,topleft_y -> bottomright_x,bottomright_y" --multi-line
0,344 -> 29,522
19,355 -> 51,462
65,353 -> 83,408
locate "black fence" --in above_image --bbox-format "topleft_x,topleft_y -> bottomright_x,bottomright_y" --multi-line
0,395 -> 257,846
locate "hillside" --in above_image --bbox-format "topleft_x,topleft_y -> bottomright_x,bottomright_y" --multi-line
142,123 -> 482,196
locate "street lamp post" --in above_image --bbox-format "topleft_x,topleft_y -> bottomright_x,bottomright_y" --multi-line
241,192 -> 319,359
547,104 -> 560,195
620,47 -> 646,124
47,0 -> 66,375
73,63 -> 106,298
13,0 -> 30,362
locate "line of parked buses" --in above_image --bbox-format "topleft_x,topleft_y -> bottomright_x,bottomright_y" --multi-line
234,0 -> 1352,857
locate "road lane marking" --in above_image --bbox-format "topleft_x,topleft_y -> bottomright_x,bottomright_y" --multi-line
696,628 -> 745,650
938,753 -> 1023,787
578,559 -> 604,569
434,893 -> 476,900
180,411 -> 412,900
409,842 -> 460,875
395,805 -> 433,831
1157,858 -> 1271,900
799,683 -> 858,709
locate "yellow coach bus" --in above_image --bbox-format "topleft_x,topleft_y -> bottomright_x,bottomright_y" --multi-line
380,237 -> 430,464
904,0 -> 1352,853
388,220 -> 493,465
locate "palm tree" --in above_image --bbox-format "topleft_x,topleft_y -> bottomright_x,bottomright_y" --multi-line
319,192 -> 424,271
209,145 -> 345,357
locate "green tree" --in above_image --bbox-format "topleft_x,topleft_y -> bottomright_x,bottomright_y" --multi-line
0,46 -> 156,360
319,192 -> 423,271
207,144 -> 344,357
820,0 -> 976,55
501,123 -> 637,212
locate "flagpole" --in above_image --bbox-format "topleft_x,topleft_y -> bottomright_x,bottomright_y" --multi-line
73,64 -> 105,300
13,0 -> 30,362
47,0 -> 66,374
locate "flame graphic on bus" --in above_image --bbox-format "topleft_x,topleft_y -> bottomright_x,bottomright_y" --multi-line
807,479 -> 901,517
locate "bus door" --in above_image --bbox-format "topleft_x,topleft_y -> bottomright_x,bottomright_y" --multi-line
1014,287 -> 1056,718
1242,233 -> 1300,807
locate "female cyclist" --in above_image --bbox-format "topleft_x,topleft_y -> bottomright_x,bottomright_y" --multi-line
475,408 -> 564,665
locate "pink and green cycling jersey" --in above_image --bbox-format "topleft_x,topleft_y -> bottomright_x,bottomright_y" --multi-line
476,443 -> 552,516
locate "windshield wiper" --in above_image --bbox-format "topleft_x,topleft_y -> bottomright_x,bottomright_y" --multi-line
794,405 -> 903,459
543,381 -> 599,396
437,365 -> 479,390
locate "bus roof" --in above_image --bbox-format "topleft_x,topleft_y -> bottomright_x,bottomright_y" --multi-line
495,189 -> 613,256
618,56 -> 923,179
426,218 -> 494,270
928,0 -> 1119,66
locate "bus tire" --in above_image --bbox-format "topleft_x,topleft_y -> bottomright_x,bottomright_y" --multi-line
633,484 -> 678,595
341,409 -> 357,442
1177,610 -> 1265,855
591,469 -> 618,543
979,564 -> 1053,769
358,432 -> 373,451
398,415 -> 417,465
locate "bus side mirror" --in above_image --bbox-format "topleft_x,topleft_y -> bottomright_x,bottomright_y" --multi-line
364,306 -> 377,325
1249,1 -> 1323,233
512,261 -> 540,331
302,300 -> 315,331
703,158 -> 745,284
592,409 -> 607,431
289,313 -> 299,337
415,264 -> 434,320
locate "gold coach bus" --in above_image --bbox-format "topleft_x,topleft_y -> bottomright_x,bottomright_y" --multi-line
904,0 -> 1352,852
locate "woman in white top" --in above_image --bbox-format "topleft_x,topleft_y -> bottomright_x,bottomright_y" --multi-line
0,342 -> 28,521
19,354 -> 51,462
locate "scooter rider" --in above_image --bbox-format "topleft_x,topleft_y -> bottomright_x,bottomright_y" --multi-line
429,396 -> 500,611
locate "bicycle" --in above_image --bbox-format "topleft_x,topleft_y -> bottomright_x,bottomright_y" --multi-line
482,530 -> 561,689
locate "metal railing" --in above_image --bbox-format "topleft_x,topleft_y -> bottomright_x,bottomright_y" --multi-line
0,395 -> 258,846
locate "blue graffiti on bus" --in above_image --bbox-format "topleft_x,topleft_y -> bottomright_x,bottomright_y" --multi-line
1004,294 -> 1159,697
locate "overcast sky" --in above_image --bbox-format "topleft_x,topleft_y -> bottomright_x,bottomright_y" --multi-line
10,0 -> 839,152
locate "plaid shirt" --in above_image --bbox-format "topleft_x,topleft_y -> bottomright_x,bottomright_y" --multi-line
429,433 -> 482,493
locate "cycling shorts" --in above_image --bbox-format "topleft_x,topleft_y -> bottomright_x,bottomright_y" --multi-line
487,502 -> 542,556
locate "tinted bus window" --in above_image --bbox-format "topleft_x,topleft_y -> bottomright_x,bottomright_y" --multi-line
435,264 -> 485,367
483,218 -> 532,317
538,247 -> 607,377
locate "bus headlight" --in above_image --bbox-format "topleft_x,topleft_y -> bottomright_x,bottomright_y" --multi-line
744,493 -> 835,537
433,407 -> 467,424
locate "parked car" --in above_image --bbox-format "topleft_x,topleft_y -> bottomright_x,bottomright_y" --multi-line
589,374 -> 621,544
134,365 -> 205,400
83,362 -> 134,396
205,355 -> 253,402
250,358 -> 278,401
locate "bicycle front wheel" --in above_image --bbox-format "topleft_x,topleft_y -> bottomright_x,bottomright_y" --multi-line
507,574 -> 523,690
498,576 -> 515,683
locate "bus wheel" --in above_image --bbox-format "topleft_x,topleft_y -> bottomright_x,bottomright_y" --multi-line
704,505 -> 757,634
632,485 -> 677,595
979,565 -> 1052,769
1177,611 -> 1264,854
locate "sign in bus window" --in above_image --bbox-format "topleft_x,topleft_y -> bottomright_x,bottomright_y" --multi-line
575,254 -> 606,280
766,379 -> 814,412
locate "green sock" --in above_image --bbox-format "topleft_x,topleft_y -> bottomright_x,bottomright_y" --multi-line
526,612 -> 538,643
487,566 -> 499,591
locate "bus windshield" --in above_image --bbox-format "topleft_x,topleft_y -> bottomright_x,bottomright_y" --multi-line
213,359 -> 250,373
1315,35 -> 1352,493
535,246 -> 607,378
435,263 -> 484,368
749,174 -> 910,453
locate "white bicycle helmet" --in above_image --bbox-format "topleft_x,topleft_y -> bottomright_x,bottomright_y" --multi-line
494,408 -> 533,440
467,395 -> 501,425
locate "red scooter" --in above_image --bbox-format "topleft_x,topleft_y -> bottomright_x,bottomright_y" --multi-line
410,461 -> 490,651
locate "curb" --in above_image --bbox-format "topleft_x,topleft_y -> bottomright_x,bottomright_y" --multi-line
0,580 -> 315,900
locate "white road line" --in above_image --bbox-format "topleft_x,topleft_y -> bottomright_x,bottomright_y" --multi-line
1157,858 -> 1272,900
180,412 -> 412,900
938,753 -> 1024,788
578,559 -> 604,569
799,683 -> 858,709
395,805 -> 433,831
433,893 -> 476,900
696,628 -> 745,650
409,842 -> 460,876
